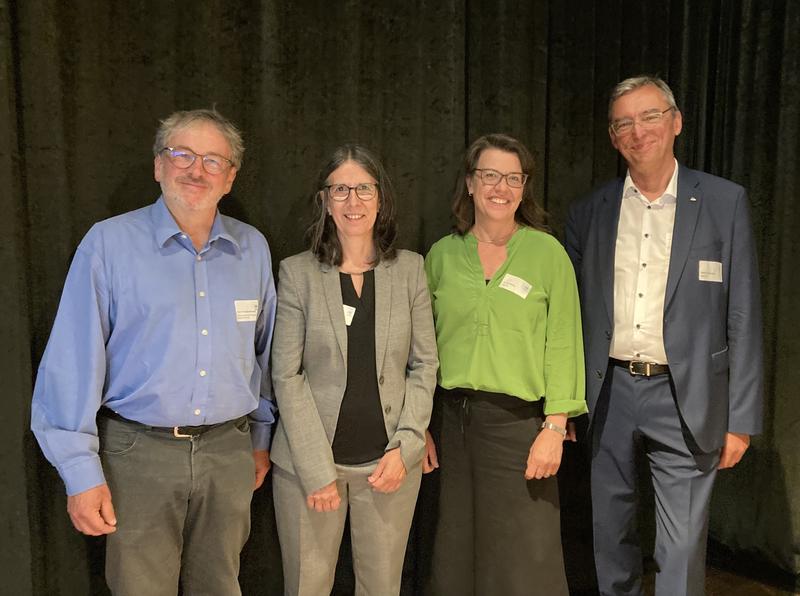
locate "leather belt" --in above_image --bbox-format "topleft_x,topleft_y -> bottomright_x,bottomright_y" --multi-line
99,406 -> 239,438
610,358 -> 670,377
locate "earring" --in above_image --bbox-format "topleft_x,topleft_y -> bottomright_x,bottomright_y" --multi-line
468,192 -> 473,200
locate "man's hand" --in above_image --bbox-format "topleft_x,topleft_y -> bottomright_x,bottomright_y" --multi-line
719,432 -> 750,469
525,414 -> 567,480
422,429 -> 439,474
368,448 -> 407,493
253,449 -> 271,490
67,483 -> 117,536
306,481 -> 341,512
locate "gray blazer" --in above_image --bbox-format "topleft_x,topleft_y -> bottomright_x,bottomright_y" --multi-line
270,249 -> 439,494
565,164 -> 763,452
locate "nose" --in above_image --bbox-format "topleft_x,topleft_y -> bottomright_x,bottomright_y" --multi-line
495,176 -> 511,191
187,157 -> 206,176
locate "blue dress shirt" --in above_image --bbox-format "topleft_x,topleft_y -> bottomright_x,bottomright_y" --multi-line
32,197 -> 277,496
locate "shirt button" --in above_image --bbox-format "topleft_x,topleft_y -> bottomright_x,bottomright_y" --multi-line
642,263 -> 647,268
181,234 -> 187,239
644,233 -> 650,238
647,205 -> 652,209
199,291 -> 206,297
595,370 -> 603,378
638,293 -> 644,298
201,329 -> 208,336
196,255 -> 202,261
199,370 -> 207,377
636,353 -> 641,358
636,324 -> 641,329
194,409 -> 201,415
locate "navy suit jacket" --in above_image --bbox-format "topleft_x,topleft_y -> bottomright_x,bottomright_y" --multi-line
565,164 -> 763,453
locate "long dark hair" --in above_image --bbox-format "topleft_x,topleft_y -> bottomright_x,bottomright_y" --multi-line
307,144 -> 397,266
451,133 -> 549,235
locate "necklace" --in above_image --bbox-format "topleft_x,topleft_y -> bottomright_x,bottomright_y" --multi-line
472,225 -> 518,246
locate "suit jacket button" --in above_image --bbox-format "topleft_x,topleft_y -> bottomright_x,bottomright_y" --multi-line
384,405 -> 392,414
379,375 -> 385,385
605,330 -> 612,339
596,370 -> 603,378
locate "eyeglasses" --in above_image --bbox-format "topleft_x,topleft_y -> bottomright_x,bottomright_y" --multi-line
324,182 -> 379,202
610,107 -> 675,136
471,168 -> 528,188
159,147 -> 234,175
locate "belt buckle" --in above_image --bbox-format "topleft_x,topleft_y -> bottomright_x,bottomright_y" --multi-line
173,426 -> 192,438
628,361 -> 650,376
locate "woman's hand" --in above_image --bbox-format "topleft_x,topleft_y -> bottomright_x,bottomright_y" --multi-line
368,448 -> 407,493
306,481 -> 341,512
422,429 -> 439,474
525,414 -> 567,480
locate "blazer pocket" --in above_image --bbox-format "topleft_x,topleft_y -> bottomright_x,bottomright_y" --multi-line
711,346 -> 729,374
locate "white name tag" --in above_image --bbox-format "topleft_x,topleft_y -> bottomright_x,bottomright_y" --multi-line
698,260 -> 723,282
499,273 -> 532,299
234,299 -> 259,322
343,304 -> 356,326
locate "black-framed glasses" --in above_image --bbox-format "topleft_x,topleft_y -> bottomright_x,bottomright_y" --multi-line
324,182 -> 379,202
610,107 -> 675,135
159,147 -> 234,175
471,168 -> 528,188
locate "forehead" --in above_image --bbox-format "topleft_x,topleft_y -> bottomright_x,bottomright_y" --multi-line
328,160 -> 375,182
611,85 -> 668,118
167,120 -> 231,155
476,147 -> 522,170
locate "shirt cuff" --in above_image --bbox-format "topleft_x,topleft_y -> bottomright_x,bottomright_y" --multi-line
543,399 -> 589,418
62,455 -> 107,496
249,419 -> 273,452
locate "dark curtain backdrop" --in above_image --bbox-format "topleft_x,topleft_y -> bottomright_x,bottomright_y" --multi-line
3,1 -> 798,594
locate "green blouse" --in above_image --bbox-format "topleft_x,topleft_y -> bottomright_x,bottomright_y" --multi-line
425,227 -> 587,417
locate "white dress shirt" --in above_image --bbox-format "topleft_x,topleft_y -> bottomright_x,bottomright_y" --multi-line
610,160 -> 679,364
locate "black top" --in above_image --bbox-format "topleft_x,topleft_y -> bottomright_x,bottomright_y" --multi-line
331,270 -> 389,464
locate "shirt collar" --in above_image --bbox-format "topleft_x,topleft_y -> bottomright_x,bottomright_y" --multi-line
151,196 -> 241,253
622,158 -> 679,206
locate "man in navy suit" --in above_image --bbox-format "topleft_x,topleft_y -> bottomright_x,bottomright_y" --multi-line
565,76 -> 763,595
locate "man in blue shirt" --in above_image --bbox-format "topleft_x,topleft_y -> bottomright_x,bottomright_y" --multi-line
31,109 -> 277,595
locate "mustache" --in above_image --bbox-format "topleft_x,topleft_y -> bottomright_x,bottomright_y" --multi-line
176,175 -> 211,187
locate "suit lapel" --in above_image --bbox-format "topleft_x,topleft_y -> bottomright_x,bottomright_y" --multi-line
598,180 -> 624,325
665,166 -> 701,309
373,260 -> 392,374
321,264 -> 348,364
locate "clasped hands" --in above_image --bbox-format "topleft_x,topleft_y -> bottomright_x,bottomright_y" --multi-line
305,447 -> 406,513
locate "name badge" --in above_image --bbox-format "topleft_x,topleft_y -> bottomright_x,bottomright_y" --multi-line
343,304 -> 356,326
499,273 -> 532,299
234,299 -> 259,322
698,260 -> 723,283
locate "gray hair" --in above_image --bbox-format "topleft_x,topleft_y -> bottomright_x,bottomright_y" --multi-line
153,109 -> 244,168
608,76 -> 678,121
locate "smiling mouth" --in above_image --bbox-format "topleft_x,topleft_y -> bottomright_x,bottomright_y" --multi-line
344,214 -> 365,220
488,197 -> 510,205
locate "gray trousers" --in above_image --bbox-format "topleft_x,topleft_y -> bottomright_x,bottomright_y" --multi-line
591,364 -> 720,596
99,415 -> 255,596
273,459 -> 422,596
428,388 -> 569,596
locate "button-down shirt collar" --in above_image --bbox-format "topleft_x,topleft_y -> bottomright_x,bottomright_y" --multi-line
152,196 -> 241,253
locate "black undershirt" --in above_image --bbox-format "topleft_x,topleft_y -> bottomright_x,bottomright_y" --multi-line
331,270 -> 389,464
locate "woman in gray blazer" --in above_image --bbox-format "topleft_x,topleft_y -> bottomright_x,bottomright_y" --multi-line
270,144 -> 438,596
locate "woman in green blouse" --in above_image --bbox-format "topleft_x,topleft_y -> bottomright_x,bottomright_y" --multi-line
423,133 -> 587,596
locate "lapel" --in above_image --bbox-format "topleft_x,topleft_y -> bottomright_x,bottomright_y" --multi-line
373,260 -> 392,374
664,165 -> 701,309
597,179 -> 624,325
320,263 -> 348,365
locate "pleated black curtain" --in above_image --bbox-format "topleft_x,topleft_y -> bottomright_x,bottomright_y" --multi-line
2,1 -> 798,594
